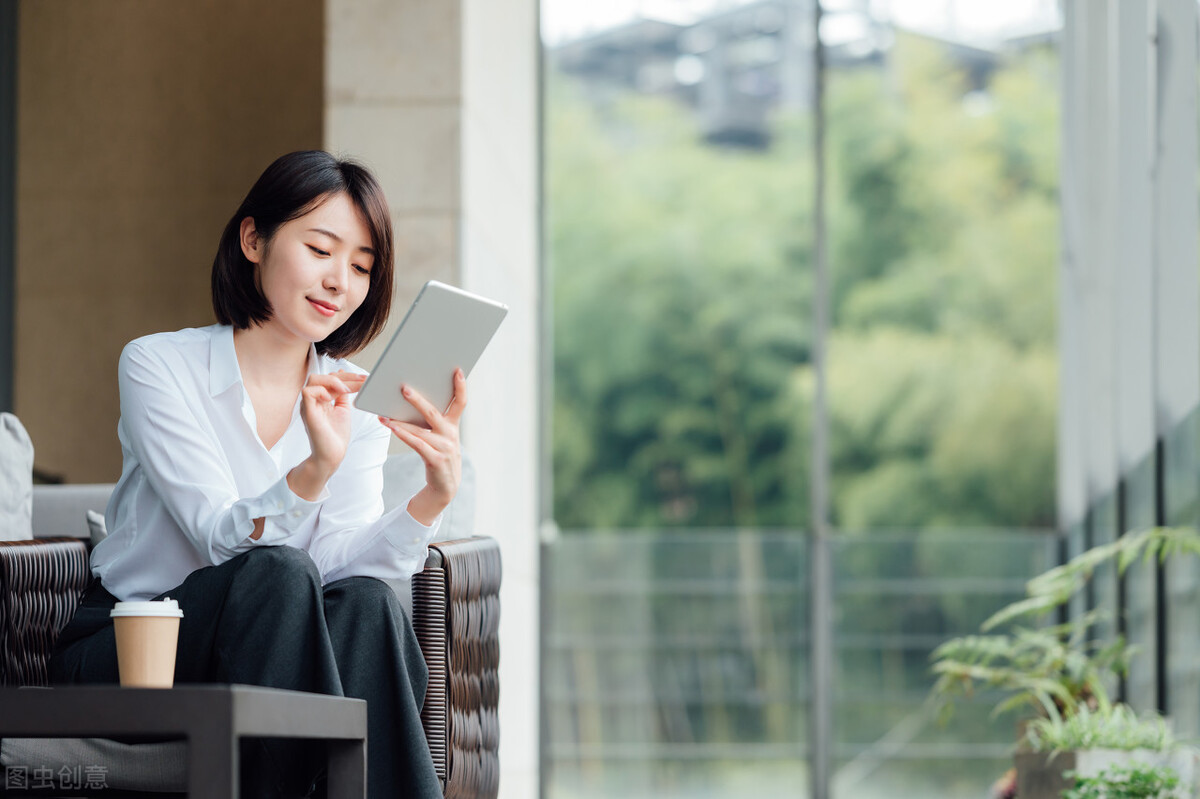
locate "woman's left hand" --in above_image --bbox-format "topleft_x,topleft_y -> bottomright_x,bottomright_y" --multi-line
377,368 -> 466,526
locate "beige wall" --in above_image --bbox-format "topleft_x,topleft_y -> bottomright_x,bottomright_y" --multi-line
16,0 -> 323,482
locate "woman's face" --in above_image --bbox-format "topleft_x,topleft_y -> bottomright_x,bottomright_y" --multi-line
241,191 -> 375,346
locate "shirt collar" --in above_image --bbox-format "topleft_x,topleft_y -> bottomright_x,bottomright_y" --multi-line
307,342 -> 324,378
208,325 -> 325,397
209,325 -> 241,397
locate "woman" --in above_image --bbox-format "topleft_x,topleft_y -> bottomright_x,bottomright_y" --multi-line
49,150 -> 459,798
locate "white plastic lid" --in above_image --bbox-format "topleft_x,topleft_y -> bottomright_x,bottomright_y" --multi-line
110,598 -> 184,618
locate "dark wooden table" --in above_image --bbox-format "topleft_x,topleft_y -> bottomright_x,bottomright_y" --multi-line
0,684 -> 366,798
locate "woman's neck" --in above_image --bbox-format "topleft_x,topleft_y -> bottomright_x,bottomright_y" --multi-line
231,325 -> 310,391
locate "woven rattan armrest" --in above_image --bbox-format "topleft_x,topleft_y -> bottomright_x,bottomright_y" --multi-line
412,537 -> 501,799
0,537 -> 90,687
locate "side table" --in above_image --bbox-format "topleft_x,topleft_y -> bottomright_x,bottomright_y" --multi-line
0,684 -> 366,798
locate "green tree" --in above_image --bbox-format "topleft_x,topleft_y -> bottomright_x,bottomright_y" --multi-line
823,34 -> 1058,529
548,32 -> 1059,532
549,78 -> 814,529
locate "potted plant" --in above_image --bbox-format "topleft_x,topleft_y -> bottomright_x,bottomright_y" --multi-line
929,527 -> 1200,798
1063,761 -> 1184,799
1016,704 -> 1193,798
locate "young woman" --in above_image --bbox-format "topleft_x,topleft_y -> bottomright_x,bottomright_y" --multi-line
49,150 -> 460,799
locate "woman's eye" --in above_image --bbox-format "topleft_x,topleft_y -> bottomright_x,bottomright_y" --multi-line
353,264 -> 371,276
307,245 -> 330,257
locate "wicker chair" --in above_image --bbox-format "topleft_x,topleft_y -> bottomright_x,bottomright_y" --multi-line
0,528 -> 500,798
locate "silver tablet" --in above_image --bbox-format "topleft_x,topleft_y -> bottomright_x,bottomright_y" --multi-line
353,280 -> 508,424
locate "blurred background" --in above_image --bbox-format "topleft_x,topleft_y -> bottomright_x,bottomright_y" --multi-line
2,1 -> 1199,797
543,2 -> 1059,797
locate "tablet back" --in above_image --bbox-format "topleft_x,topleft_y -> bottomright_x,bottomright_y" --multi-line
354,281 -> 508,424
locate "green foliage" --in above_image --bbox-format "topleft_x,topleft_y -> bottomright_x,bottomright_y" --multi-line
822,328 -> 1056,530
1062,762 -> 1183,799
930,610 -> 1130,722
930,527 -> 1200,723
985,527 -> 1200,629
549,78 -> 812,529
1025,705 -> 1177,755
548,34 -> 1059,531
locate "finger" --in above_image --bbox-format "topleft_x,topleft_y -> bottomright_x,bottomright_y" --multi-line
400,384 -> 447,430
302,385 -> 335,406
444,369 -> 468,425
306,374 -> 354,395
381,417 -> 455,455
380,417 -> 440,460
389,420 -> 452,447
331,370 -> 368,389
308,373 -> 351,387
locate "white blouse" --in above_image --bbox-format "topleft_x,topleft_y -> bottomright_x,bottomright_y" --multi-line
92,324 -> 440,601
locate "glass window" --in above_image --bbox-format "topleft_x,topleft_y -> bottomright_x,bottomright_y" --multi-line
543,532 -> 809,798
1178,0 -> 1200,736
1122,451 -> 1159,713
832,532 -> 1058,798
1088,493 -> 1119,700
542,2 -> 814,795
825,5 -> 1060,794
542,3 -> 1061,797
1166,406 -> 1200,736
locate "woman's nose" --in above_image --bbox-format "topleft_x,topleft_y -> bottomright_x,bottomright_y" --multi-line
323,260 -> 349,293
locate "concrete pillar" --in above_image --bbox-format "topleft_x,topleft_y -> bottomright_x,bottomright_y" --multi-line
325,2 -> 540,796
324,0 -> 463,329
1062,0 -> 1200,730
1152,0 -> 1200,440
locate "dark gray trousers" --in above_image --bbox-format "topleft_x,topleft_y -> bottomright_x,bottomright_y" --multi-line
49,545 -> 442,799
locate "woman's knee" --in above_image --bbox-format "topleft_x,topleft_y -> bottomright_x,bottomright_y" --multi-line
324,576 -> 399,610
235,545 -> 320,583
225,546 -> 322,607
324,577 -> 410,638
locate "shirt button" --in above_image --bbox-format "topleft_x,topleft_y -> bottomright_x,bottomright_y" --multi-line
411,537 -> 421,544
291,511 -> 303,519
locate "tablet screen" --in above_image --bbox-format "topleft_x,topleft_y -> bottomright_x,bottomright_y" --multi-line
353,280 -> 508,424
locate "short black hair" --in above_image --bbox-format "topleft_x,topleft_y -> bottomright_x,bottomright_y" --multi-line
211,150 -> 394,358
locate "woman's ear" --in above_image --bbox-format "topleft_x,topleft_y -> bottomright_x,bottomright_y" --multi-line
239,217 -> 263,264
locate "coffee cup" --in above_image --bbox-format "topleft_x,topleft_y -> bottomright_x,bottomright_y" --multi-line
109,599 -> 184,688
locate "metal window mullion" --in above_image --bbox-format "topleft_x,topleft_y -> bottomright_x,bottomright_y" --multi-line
809,1 -> 833,798
535,0 -> 552,794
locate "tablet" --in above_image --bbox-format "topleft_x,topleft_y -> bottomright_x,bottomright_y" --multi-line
353,280 -> 508,424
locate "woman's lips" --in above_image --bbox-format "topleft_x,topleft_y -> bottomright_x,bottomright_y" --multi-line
308,298 -> 338,318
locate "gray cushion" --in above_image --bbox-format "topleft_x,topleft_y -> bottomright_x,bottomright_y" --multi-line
86,509 -> 108,549
0,736 -> 185,792
0,413 -> 34,542
31,484 -> 114,541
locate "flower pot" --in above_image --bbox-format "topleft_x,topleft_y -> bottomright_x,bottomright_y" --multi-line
1014,748 -> 1198,799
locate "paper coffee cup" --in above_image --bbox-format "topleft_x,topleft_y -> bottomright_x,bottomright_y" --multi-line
110,599 -> 184,688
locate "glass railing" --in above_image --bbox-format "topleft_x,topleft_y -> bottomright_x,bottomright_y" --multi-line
542,528 -> 1060,799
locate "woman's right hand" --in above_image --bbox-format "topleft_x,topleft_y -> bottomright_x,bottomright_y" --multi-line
289,370 -> 366,500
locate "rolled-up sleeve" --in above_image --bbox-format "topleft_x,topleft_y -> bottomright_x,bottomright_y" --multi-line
241,476 -> 328,546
